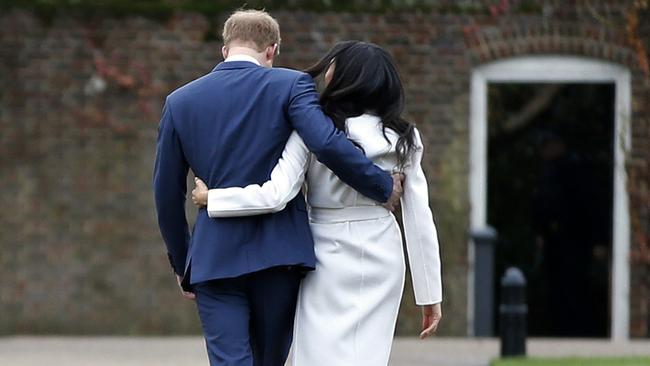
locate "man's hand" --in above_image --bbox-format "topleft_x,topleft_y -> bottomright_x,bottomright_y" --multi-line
191,177 -> 208,207
176,274 -> 196,300
383,173 -> 405,212
420,303 -> 442,339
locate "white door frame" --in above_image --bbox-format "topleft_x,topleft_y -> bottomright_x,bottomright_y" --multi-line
467,56 -> 631,341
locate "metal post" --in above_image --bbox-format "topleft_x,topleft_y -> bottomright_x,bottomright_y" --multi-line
500,267 -> 527,357
471,226 -> 497,337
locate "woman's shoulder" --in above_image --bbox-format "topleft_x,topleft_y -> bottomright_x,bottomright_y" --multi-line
345,113 -> 381,124
378,119 -> 423,148
346,114 -> 423,148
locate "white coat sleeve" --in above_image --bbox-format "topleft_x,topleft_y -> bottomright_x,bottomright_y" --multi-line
206,131 -> 310,217
401,129 -> 443,305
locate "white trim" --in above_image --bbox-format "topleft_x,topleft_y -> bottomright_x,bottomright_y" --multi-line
612,71 -> 632,342
468,56 -> 631,340
467,71 -> 488,336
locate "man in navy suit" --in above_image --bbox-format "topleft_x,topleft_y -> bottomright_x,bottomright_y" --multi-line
153,10 -> 402,366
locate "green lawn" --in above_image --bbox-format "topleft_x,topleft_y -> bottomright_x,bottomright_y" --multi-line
491,357 -> 650,366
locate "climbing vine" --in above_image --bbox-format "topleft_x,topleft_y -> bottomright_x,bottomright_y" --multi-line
625,0 -> 650,77
587,0 -> 650,265
1,0 -> 542,18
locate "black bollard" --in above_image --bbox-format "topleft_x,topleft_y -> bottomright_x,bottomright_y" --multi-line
499,267 -> 527,357
471,226 -> 498,337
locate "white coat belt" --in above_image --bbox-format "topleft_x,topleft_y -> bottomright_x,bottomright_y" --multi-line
309,206 -> 390,224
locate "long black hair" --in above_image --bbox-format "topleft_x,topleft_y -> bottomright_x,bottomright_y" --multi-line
304,41 -> 416,168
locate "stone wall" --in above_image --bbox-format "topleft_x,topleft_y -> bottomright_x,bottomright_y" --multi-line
0,1 -> 648,336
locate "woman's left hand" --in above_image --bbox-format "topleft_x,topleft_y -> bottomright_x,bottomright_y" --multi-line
191,177 -> 209,207
420,303 -> 442,339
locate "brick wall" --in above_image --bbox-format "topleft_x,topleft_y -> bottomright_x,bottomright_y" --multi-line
0,1 -> 648,337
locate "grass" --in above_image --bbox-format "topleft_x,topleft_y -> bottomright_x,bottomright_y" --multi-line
491,357 -> 650,366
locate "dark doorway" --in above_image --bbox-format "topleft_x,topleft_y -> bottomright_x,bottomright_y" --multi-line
487,83 -> 614,337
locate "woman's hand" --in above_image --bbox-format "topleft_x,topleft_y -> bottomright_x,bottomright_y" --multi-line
191,177 -> 209,207
420,303 -> 442,339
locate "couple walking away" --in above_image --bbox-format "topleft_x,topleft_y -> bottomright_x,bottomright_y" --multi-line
154,9 -> 443,366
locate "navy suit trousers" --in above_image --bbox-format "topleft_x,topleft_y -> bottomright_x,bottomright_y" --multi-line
194,266 -> 303,366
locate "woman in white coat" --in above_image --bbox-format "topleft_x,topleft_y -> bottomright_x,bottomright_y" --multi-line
192,41 -> 442,366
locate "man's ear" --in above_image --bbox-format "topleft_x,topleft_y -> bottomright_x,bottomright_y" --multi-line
222,46 -> 228,60
265,44 -> 278,63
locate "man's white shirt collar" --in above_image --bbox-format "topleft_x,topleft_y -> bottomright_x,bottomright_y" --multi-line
225,54 -> 261,66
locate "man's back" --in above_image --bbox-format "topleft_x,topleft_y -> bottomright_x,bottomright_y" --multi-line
158,60 -> 316,284
170,61 -> 298,187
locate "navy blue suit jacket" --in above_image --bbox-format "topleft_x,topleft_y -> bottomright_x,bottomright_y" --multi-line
153,61 -> 393,285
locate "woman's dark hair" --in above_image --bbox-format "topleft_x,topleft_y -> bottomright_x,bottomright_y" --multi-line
304,41 -> 416,168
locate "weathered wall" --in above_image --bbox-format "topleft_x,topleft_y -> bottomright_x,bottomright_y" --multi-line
0,1 -> 648,337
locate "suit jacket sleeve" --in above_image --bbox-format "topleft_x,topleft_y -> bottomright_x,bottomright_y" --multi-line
287,73 -> 393,203
401,129 -> 443,305
206,131 -> 309,217
153,99 -> 190,276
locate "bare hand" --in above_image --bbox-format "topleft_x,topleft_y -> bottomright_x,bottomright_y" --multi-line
191,177 -> 208,207
383,173 -> 405,212
176,274 -> 196,300
420,303 -> 442,339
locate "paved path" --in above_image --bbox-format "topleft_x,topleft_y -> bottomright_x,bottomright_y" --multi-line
0,337 -> 649,366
